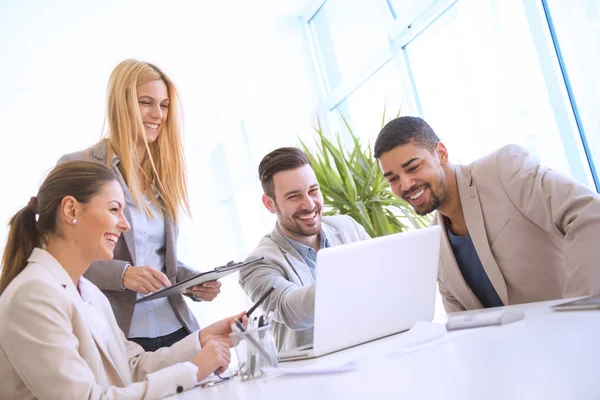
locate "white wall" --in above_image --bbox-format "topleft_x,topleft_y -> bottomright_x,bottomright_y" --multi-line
179,17 -> 322,325
0,0 -> 249,240
0,0 -> 320,325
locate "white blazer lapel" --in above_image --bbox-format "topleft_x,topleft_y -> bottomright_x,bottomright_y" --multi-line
64,282 -> 128,386
30,249 -> 129,386
78,279 -> 132,384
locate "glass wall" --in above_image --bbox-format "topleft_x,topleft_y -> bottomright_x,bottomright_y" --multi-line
545,0 -> 600,183
330,60 -> 404,145
404,0 -> 590,183
307,0 -> 599,190
310,0 -> 393,92
306,0 -> 600,320
388,0 -> 435,24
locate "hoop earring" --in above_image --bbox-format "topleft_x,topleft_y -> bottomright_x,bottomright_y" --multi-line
72,218 -> 78,225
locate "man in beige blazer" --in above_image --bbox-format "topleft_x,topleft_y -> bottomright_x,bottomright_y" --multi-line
375,116 -> 600,312
240,148 -> 370,352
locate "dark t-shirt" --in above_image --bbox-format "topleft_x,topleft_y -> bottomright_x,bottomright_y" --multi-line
446,224 -> 503,308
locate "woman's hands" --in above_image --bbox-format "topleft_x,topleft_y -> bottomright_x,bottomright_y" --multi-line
186,281 -> 222,301
122,267 -> 222,300
122,266 -> 171,294
198,312 -> 247,347
191,340 -> 231,380
193,312 -> 248,381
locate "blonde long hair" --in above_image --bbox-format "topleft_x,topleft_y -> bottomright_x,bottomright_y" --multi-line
105,59 -> 190,220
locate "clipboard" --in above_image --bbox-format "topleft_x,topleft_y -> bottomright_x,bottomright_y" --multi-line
133,257 -> 264,304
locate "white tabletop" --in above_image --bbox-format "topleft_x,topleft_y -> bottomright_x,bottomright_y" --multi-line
169,299 -> 600,400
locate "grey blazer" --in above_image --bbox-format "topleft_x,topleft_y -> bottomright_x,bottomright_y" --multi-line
239,215 -> 370,352
434,144 -> 600,312
58,140 -> 200,336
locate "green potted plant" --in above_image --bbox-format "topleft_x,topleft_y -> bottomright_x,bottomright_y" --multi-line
300,114 -> 431,238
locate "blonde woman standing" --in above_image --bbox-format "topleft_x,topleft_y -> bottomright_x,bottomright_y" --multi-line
59,60 -> 221,351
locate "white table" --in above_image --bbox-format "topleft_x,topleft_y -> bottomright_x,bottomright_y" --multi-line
169,299 -> 600,400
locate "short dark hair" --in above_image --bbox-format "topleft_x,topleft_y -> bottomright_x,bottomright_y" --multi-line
374,116 -> 440,159
258,147 -> 311,199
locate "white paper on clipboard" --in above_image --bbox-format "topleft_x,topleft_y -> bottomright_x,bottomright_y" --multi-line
134,257 -> 264,304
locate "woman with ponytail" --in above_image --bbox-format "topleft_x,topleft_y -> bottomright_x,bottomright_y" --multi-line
0,161 -> 244,399
58,59 -> 222,351
0,197 -> 40,294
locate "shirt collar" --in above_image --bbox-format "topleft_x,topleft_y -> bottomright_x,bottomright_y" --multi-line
277,224 -> 329,255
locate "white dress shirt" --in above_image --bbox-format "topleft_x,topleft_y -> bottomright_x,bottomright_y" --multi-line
112,156 -> 184,339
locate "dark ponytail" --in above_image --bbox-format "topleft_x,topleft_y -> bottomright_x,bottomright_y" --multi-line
0,207 -> 40,293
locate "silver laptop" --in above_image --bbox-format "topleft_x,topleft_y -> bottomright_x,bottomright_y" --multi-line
278,225 -> 441,361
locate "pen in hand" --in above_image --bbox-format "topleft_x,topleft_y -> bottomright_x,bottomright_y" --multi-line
243,285 -> 276,322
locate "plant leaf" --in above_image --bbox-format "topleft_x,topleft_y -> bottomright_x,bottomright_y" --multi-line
298,109 -> 432,238
370,204 -> 389,236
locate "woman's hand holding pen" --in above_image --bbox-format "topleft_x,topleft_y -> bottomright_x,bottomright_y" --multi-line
199,312 -> 248,348
122,265 -> 171,294
186,280 -> 222,301
192,340 -> 231,380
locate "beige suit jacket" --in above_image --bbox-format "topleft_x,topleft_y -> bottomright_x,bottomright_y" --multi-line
239,215 -> 370,352
435,144 -> 600,312
0,248 -> 200,400
58,140 -> 200,335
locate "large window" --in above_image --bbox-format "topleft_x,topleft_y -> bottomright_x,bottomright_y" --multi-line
403,0 -> 592,185
308,0 -> 600,190
310,0 -> 393,92
545,0 -> 600,182
388,0 -> 435,25
329,60 -> 404,145
305,0 -> 600,320
210,122 -> 266,259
